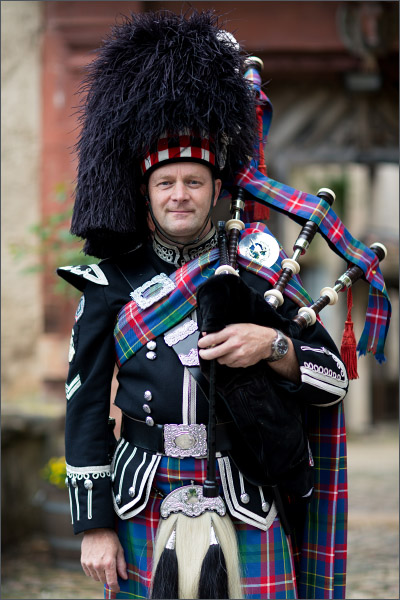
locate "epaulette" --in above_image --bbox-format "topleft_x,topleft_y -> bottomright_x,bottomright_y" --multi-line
57,264 -> 109,292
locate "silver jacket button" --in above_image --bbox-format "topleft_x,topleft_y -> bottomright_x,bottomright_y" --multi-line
71,477 -> 77,488
128,487 -> 135,498
146,351 -> 157,360
144,390 -> 152,401
145,416 -> 155,427
261,501 -> 270,513
116,494 -> 122,505
143,404 -> 151,414
146,340 -> 157,351
84,479 -> 93,490
65,477 -> 69,487
240,493 -> 250,504
111,473 -> 116,482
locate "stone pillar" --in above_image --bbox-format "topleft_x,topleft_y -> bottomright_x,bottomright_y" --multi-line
342,164 -> 372,433
1,1 -> 44,406
371,163 -> 399,236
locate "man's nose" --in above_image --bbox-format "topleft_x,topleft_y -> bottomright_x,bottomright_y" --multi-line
171,181 -> 188,201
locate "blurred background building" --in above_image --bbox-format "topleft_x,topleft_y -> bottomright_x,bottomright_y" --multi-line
2,0 -> 398,551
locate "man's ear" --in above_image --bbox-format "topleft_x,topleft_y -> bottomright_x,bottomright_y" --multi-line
140,183 -> 150,206
213,179 -> 222,206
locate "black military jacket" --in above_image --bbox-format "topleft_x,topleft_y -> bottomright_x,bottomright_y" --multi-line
58,233 -> 348,535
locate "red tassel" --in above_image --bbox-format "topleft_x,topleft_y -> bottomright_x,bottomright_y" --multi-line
253,106 -> 269,221
256,106 -> 267,175
340,287 -> 359,379
253,202 -> 270,221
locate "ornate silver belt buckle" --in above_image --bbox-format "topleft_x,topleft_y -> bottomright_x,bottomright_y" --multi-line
160,484 -> 226,519
163,423 -> 207,458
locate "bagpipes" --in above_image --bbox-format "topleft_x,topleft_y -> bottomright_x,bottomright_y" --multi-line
151,43 -> 390,600
195,56 -> 389,531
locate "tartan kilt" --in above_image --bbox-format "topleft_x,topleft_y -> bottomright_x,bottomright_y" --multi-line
104,455 -> 298,600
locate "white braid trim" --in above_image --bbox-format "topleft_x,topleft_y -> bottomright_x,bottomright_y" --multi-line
66,463 -> 111,479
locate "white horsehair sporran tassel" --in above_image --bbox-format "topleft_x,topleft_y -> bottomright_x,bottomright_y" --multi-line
150,484 -> 243,599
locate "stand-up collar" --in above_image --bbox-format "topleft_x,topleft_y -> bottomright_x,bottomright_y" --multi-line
152,226 -> 218,267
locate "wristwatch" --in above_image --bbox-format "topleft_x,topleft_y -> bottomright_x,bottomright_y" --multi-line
266,329 -> 289,362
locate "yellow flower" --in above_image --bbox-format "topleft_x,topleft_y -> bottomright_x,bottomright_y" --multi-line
41,456 -> 67,488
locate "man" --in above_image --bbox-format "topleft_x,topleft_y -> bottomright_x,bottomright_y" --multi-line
60,154 -> 348,598
58,10 -> 385,599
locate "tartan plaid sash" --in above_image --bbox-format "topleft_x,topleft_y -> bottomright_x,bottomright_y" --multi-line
114,248 -> 218,367
235,165 -> 391,362
114,224 -> 312,368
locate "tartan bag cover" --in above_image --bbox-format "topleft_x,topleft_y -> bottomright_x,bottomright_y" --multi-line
298,401 -> 347,599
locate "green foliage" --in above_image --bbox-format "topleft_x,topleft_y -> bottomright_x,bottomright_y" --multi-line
10,183 -> 98,297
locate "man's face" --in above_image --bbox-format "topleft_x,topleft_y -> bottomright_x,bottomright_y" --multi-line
146,162 -> 221,245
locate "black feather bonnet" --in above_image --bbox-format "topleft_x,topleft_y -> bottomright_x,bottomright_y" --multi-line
71,10 -> 258,258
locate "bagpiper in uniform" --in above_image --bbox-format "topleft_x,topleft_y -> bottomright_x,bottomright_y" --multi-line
58,10 -> 390,600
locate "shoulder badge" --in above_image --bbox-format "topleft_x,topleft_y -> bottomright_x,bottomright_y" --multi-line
57,264 -> 109,286
75,295 -> 85,321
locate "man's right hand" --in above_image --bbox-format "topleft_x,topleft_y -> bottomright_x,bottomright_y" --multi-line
81,527 -> 128,593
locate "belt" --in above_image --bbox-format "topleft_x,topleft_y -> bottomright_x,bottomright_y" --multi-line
121,413 -> 233,458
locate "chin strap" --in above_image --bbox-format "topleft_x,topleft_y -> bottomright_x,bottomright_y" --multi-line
146,178 -> 216,249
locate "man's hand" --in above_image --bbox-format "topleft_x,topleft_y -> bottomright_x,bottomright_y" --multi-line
81,528 -> 128,593
198,323 -> 300,383
198,323 -> 275,368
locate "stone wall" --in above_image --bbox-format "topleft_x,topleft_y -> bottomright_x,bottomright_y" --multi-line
1,0 -> 56,547
1,1 -> 44,405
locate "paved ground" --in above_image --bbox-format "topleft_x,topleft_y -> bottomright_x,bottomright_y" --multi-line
2,425 -> 398,599
346,425 -> 398,600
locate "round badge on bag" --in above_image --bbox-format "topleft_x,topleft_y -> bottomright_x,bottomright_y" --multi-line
239,231 -> 280,268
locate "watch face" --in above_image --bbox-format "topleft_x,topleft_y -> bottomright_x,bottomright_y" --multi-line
276,338 -> 288,355
267,330 -> 289,362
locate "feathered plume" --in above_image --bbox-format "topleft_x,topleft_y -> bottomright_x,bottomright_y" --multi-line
71,10 -> 257,258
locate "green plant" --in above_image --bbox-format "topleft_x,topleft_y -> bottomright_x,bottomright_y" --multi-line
40,456 -> 67,489
10,182 -> 98,297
